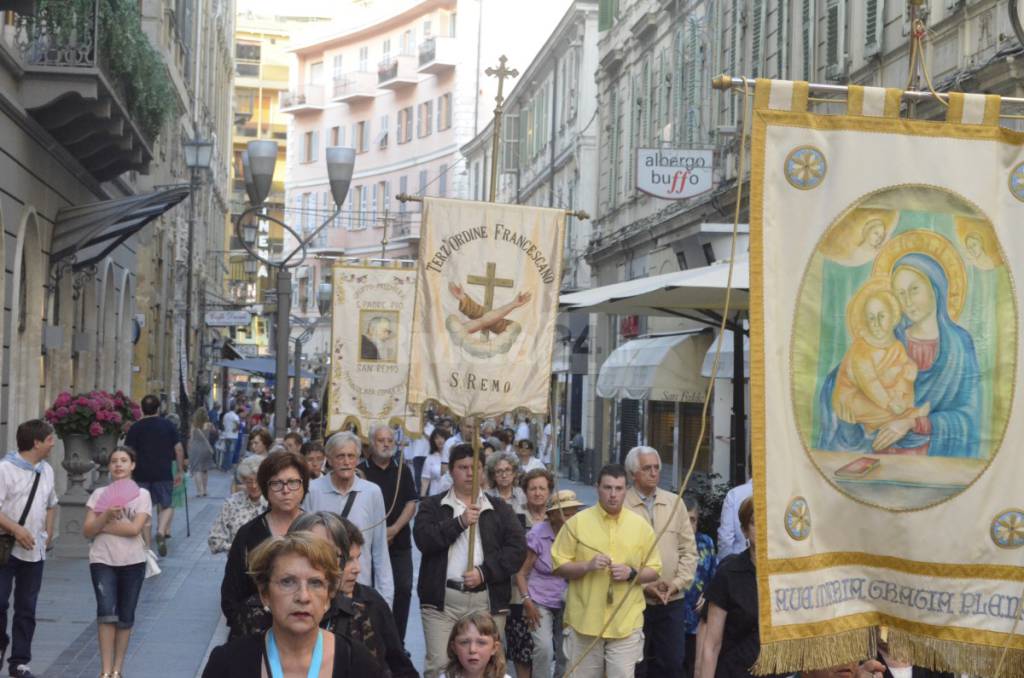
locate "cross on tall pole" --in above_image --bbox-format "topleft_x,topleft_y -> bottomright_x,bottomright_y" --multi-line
485,55 -> 518,203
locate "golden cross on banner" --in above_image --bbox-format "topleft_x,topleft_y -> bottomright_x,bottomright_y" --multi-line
484,55 -> 518,203
466,261 -> 513,312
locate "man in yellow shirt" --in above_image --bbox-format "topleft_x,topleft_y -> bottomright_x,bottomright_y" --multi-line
552,464 -> 661,677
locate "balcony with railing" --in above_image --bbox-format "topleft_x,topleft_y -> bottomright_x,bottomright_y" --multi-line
331,71 -> 377,103
417,36 -> 457,74
377,53 -> 418,90
2,0 -> 171,181
280,85 -> 325,114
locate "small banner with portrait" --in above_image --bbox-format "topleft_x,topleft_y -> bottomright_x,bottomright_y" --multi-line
406,197 -> 566,421
327,263 -> 417,437
750,79 -> 1024,674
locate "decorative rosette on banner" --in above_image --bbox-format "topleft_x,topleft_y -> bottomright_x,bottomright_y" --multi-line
749,77 -> 1024,675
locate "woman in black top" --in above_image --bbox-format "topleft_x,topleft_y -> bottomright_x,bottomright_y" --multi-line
203,534 -> 380,677
220,451 -> 308,637
698,496 -> 760,678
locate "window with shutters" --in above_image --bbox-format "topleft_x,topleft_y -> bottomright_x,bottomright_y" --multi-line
302,131 -> 318,163
397,107 -> 413,143
777,0 -> 788,77
399,175 -> 408,212
651,56 -> 661,145
370,182 -> 378,225
359,46 -> 369,72
729,0 -> 740,124
751,0 -> 764,78
598,0 -> 620,31
502,113 -> 518,172
607,88 -> 619,208
865,0 -> 881,56
418,169 -> 428,198
379,114 -> 389,149
437,92 -> 452,131
360,185 -> 368,227
417,100 -> 433,137
330,126 -> 339,147
355,120 -> 369,153
825,0 -> 846,81
332,55 -> 343,82
685,17 -> 700,145
382,38 -> 391,63
439,164 -> 448,197
801,0 -> 813,80
673,29 -> 684,145
628,74 -> 641,196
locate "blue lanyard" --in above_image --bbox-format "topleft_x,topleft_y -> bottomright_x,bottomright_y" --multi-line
266,629 -> 323,678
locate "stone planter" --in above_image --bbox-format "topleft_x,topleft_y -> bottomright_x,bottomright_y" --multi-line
60,433 -> 95,496
90,431 -> 119,487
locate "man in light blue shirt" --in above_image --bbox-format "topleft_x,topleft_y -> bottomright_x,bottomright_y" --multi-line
303,431 -> 394,607
717,477 -> 753,562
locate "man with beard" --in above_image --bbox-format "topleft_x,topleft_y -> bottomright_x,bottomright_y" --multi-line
358,424 -> 418,642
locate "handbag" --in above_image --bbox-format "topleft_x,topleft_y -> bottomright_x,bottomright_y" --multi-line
0,470 -> 41,567
144,548 -> 161,579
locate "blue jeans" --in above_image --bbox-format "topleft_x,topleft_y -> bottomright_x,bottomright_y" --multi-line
635,597 -> 686,677
0,556 -> 44,671
89,562 -> 146,629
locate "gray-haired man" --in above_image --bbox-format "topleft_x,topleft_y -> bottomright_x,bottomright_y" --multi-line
303,431 -> 394,607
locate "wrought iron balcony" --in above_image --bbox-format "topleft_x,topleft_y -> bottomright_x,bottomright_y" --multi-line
377,53 -> 418,90
417,36 -> 456,74
280,85 -> 325,114
7,0 -> 172,181
331,71 -> 377,103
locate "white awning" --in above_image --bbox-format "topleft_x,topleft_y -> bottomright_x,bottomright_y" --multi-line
701,330 -> 750,379
560,256 -> 749,316
597,333 -> 713,402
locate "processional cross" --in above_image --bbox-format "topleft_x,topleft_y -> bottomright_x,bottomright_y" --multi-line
484,55 -> 519,203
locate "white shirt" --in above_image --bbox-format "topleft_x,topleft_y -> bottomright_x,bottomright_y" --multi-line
717,478 -> 753,562
421,454 -> 451,496
514,422 -> 530,442
222,411 -> 239,440
519,456 -> 545,473
303,474 -> 394,607
540,423 -> 552,463
442,490 -> 492,581
409,437 -> 430,459
441,434 -> 462,464
0,454 -> 58,562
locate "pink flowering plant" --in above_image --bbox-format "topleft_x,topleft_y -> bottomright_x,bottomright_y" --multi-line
44,390 -> 142,438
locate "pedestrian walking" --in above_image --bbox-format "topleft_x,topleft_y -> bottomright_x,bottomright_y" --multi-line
207,455 -> 267,555
552,463 -> 661,678
682,495 -> 716,678
517,489 -> 583,678
220,404 -> 241,470
697,497 -> 759,678
357,424 -> 418,643
124,395 -> 185,557
283,431 -> 304,456
83,446 -> 152,678
568,430 -> 584,482
188,411 -> 215,498
483,453 -> 524,516
304,432 -> 394,608
301,440 -> 327,480
220,451 -> 308,638
203,533 -> 380,677
624,446 -> 698,678
716,477 -> 752,563
0,420 -> 59,678
439,611 -> 510,678
292,513 -> 419,678
414,443 -> 526,678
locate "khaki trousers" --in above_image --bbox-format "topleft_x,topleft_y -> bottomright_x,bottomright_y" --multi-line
421,587 -> 506,678
563,626 -> 643,678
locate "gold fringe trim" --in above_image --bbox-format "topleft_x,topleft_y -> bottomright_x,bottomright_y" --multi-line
752,628 -> 879,675
887,628 -> 1024,677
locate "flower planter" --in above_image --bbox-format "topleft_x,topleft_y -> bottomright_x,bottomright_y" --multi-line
90,431 -> 118,486
60,433 -> 95,493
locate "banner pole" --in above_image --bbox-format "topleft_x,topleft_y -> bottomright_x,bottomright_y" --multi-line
466,416 -> 480,574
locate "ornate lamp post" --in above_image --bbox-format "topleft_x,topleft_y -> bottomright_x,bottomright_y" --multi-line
236,140 -> 354,439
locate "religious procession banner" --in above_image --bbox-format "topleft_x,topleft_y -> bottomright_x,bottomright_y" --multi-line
750,79 -> 1024,674
327,263 -> 418,437
406,197 -> 565,421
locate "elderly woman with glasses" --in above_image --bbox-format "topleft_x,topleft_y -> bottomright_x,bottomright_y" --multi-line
220,451 -> 308,639
208,455 -> 267,555
203,533 -> 380,677
484,451 -> 525,516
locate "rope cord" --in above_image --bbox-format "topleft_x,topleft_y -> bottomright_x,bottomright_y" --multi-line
561,76 -> 751,676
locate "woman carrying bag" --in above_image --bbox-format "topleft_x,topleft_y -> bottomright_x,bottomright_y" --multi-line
83,446 -> 152,678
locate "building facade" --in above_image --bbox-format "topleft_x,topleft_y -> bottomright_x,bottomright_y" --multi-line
461,0 -> 601,466
282,0 -> 576,371
0,0 -> 232,552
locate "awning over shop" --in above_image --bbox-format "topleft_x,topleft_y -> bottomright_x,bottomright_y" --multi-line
701,330 -> 750,379
559,256 -> 749,318
596,332 -> 713,402
213,358 -> 315,379
50,185 -> 191,269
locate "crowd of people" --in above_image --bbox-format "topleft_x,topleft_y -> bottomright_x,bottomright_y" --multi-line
0,397 -> 939,678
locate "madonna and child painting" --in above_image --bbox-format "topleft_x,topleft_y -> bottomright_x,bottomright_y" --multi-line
791,185 -> 1016,510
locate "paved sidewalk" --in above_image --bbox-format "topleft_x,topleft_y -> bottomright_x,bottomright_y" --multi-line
32,470 -> 231,678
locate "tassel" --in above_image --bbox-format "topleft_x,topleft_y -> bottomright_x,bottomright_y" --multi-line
752,628 -> 879,675
887,629 -> 1024,677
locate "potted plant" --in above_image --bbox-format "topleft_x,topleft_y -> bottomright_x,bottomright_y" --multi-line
45,390 -> 142,486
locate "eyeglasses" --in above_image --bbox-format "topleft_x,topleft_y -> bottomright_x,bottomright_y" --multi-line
495,468 -> 514,476
271,575 -> 327,594
267,478 -> 303,493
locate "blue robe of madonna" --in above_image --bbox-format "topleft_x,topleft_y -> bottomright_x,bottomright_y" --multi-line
816,253 -> 980,458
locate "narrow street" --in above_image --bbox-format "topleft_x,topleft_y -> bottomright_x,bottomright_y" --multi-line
29,470 -> 598,677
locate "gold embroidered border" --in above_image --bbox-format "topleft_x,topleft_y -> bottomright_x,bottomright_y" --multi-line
763,551 -> 1024,582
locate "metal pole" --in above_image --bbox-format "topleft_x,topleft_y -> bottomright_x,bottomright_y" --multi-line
274,269 -> 291,440
182,167 -> 197,440
292,337 -> 302,421
466,417 -> 480,572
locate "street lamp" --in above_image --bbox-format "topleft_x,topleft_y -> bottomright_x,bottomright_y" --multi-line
182,134 -> 214,438
236,139 -> 355,439
317,281 -> 333,317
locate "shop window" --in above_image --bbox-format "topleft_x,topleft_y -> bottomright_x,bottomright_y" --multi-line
680,402 -> 712,473
647,401 -> 675,464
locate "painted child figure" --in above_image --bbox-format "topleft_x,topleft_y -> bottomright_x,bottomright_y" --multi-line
833,279 -> 930,434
